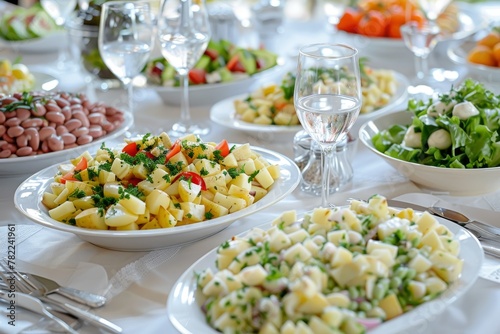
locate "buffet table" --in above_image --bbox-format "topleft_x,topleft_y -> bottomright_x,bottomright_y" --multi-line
1,1 -> 500,333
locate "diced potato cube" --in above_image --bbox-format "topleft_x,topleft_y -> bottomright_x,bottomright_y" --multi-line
48,201 -> 77,221
105,203 -> 138,227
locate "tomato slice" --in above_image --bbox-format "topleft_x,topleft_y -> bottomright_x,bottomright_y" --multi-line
74,156 -> 88,172
189,68 -> 207,85
60,171 -> 77,184
122,142 -> 139,157
204,49 -> 219,61
214,139 -> 230,158
172,171 -> 207,191
128,177 -> 142,186
226,55 -> 240,71
165,140 -> 181,161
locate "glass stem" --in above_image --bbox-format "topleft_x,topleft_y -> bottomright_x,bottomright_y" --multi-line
180,72 -> 191,123
126,82 -> 134,114
321,146 -> 335,208
414,55 -> 428,80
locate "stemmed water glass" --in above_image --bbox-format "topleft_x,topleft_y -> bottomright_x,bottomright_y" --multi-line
157,0 -> 211,137
294,44 -> 361,207
40,0 -> 78,70
400,21 -> 440,97
99,1 -> 154,114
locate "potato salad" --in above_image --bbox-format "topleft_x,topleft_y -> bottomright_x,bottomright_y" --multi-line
233,59 -> 398,126
197,195 -> 463,333
41,133 -> 280,231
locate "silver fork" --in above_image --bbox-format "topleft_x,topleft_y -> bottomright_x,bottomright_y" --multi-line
0,260 -> 122,334
0,271 -> 78,334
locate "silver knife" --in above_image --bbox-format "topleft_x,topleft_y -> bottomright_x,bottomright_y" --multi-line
387,199 -> 500,237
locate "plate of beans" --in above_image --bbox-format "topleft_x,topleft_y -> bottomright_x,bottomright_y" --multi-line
0,91 -> 133,176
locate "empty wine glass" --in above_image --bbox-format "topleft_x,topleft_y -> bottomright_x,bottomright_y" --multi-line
417,0 -> 452,22
40,0 -> 78,70
294,44 -> 361,207
157,0 -> 211,137
400,21 -> 440,97
99,1 -> 154,114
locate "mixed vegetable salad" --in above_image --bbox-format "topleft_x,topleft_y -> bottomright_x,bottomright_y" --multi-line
42,133 -> 280,231
144,39 -> 278,87
372,79 -> 500,168
0,5 -> 58,41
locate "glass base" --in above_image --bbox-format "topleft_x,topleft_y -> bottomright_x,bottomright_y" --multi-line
408,67 -> 465,100
168,121 -> 210,139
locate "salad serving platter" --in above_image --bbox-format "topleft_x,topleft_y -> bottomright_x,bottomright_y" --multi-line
0,112 -> 133,177
167,208 -> 482,334
14,146 -> 300,251
134,58 -> 287,107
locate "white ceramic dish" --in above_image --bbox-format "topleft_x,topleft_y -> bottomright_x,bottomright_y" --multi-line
32,71 -> 59,91
359,110 -> 500,195
447,39 -> 500,80
134,59 -> 287,107
209,70 -> 408,141
341,6 -> 480,51
0,112 -> 133,176
14,146 -> 300,251
167,210 -> 482,334
209,93 -> 303,141
0,30 -> 66,54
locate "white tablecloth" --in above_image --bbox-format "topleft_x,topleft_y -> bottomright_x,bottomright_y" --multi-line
1,1 -> 500,333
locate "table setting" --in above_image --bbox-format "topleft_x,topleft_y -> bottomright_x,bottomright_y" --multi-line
1,0 -> 500,333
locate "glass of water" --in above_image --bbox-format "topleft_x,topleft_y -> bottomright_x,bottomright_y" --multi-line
99,1 -> 154,114
294,44 -> 361,207
157,0 -> 211,137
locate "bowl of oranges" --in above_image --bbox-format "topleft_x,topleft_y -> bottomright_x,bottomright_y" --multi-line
447,27 -> 500,82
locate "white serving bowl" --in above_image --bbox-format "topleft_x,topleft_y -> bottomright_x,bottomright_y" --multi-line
14,146 -> 300,251
359,110 -> 500,196
134,59 -> 287,107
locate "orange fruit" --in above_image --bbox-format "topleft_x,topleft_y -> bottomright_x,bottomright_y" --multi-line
477,32 -> 500,49
493,43 -> 500,65
467,45 -> 496,67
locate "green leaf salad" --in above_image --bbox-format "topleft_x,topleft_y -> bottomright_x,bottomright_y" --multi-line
372,79 -> 500,168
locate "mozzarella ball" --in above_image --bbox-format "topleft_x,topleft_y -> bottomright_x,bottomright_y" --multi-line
427,100 -> 455,117
403,125 -> 422,148
427,129 -> 452,150
452,101 -> 479,120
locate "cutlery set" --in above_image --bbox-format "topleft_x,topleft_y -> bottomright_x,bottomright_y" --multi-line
387,199 -> 500,258
0,261 -> 122,333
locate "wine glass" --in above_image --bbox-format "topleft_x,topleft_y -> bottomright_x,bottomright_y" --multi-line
400,21 -> 440,97
99,1 -> 154,114
416,0 -> 452,22
157,0 -> 211,137
294,44 -> 361,207
40,0 -> 78,70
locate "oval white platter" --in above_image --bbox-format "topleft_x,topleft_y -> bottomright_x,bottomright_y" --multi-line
14,145 -> 300,251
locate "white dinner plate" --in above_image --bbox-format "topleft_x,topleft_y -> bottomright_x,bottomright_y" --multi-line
167,209 -> 482,334
32,71 -> 59,91
134,58 -> 287,107
14,146 -> 300,251
0,30 -> 66,54
0,112 -> 133,176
